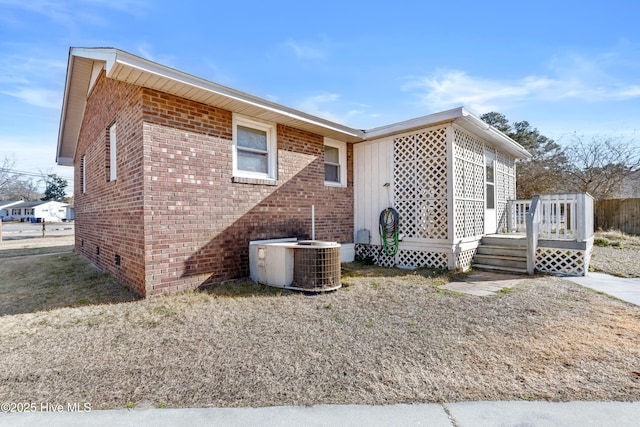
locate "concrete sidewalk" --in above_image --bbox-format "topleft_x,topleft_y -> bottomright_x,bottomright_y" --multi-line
2,401 -> 640,426
566,272 -> 640,306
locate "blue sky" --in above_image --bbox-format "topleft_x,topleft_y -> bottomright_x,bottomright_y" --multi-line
1,0 -> 639,193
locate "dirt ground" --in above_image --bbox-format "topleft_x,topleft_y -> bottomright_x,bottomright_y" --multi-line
1,257 -> 639,409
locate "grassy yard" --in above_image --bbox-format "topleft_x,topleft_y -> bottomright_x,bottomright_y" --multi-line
0,252 -> 139,316
590,230 -> 640,277
1,251 -> 639,409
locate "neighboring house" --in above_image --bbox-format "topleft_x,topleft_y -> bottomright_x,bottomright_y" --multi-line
56,48 -> 554,297
0,200 -> 22,221
65,205 -> 75,221
6,200 -> 68,222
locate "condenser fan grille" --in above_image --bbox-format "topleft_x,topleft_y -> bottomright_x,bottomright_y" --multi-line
293,245 -> 341,290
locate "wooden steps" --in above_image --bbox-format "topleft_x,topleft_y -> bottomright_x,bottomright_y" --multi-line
473,235 -> 528,274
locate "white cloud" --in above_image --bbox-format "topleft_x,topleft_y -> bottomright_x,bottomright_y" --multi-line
294,92 -> 378,126
2,88 -> 61,109
284,36 -> 329,60
403,53 -> 640,113
296,92 -> 343,122
0,0 -> 148,25
286,41 -> 325,59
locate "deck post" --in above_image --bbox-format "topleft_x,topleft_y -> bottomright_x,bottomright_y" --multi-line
526,195 -> 540,275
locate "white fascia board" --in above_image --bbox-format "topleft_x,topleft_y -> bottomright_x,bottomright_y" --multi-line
363,107 -> 465,140
70,47 -> 118,73
56,49 -> 77,165
108,49 -> 365,140
458,109 -> 532,159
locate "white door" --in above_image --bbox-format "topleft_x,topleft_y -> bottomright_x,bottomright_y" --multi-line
484,149 -> 497,235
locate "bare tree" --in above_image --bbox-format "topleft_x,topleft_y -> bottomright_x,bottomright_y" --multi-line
0,155 -> 19,196
2,179 -> 41,201
565,134 -> 640,200
0,155 -> 43,201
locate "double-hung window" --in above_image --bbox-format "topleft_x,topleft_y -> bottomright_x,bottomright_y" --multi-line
233,115 -> 277,181
324,138 -> 347,187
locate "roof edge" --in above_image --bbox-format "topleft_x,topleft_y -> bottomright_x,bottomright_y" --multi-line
362,106 -> 531,159
107,48 -> 365,139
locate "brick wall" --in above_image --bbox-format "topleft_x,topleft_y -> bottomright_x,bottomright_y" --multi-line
76,73 -> 353,297
141,89 -> 353,295
74,72 -> 147,296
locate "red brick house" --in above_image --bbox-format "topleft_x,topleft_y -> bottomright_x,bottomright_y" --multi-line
57,48 -> 541,297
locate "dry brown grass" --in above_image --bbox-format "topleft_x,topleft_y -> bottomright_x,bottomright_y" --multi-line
591,230 -> 640,277
0,235 -> 75,258
0,252 -> 139,316
1,254 -> 639,409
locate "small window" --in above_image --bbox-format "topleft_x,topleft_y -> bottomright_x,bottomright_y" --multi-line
485,153 -> 495,210
233,115 -> 277,180
80,155 -> 86,194
108,122 -> 117,181
324,138 -> 347,187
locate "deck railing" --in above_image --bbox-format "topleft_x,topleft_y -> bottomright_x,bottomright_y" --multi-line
508,193 -> 594,241
507,199 -> 531,232
513,193 -> 594,275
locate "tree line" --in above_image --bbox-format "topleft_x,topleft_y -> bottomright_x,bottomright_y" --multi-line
2,116 -> 638,204
481,112 -> 640,201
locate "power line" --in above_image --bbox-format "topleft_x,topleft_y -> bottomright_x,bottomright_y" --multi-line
0,168 -> 74,181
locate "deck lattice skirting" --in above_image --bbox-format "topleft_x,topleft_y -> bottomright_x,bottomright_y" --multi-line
535,247 -> 590,276
355,244 -> 449,270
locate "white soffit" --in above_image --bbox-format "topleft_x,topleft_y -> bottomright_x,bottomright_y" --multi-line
56,48 -> 530,166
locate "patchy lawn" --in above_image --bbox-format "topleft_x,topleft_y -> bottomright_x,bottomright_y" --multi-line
1,253 -> 639,409
0,252 -> 139,316
591,230 -> 640,277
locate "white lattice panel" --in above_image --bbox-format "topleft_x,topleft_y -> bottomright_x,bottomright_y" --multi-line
416,199 -> 448,239
454,200 -> 465,239
536,248 -> 588,276
416,128 -> 447,157
396,200 -> 415,236
398,250 -> 448,269
355,244 -> 396,267
454,200 -> 485,240
394,134 -> 415,163
394,164 -> 416,200
456,249 -> 476,271
355,244 -> 378,261
472,201 -> 484,235
495,151 -> 516,206
417,158 -> 447,199
473,163 -> 484,199
394,127 -> 448,241
454,158 -> 465,199
462,161 -> 474,198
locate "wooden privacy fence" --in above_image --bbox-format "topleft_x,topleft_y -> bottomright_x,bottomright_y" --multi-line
595,198 -> 640,234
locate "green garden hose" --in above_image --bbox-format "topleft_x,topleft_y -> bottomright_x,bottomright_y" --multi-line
379,208 -> 400,257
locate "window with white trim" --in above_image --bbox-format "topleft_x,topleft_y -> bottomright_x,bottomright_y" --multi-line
324,138 -> 347,187
108,122 -> 117,181
232,115 -> 277,180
